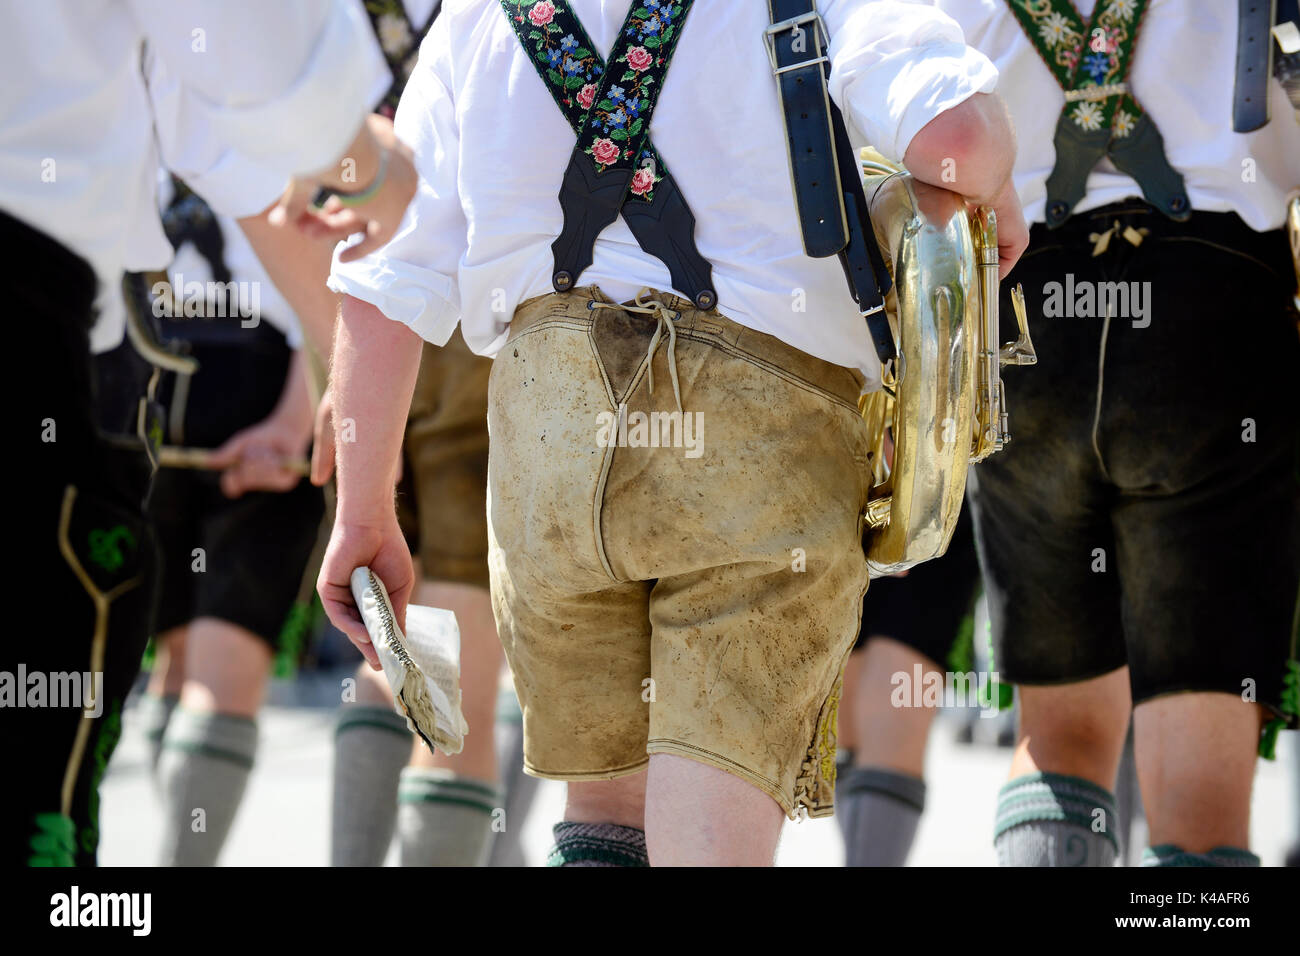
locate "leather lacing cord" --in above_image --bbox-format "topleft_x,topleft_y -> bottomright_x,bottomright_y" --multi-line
590,289 -> 684,414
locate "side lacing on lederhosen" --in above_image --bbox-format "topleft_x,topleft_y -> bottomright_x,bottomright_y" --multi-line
792,672 -> 845,817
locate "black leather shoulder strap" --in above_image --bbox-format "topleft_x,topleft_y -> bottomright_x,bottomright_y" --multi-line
767,1 -> 894,365
1234,0 -> 1276,132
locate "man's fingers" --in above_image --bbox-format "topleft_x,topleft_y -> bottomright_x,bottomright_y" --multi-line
206,434 -> 247,470
336,222 -> 385,263
310,439 -> 335,486
269,179 -> 314,229
319,587 -> 376,661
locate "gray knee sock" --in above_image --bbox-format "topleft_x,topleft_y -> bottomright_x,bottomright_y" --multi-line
136,692 -> 179,781
836,766 -> 926,867
331,705 -> 411,866
488,688 -> 541,867
547,822 -> 649,867
157,709 -> 258,866
1141,844 -> 1260,867
397,767 -> 501,866
995,772 -> 1118,867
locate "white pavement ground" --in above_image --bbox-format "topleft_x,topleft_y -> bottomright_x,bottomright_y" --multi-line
100,672 -> 1298,867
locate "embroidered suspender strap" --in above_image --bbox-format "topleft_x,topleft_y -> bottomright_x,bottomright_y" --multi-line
500,0 -> 717,310
765,0 -> 894,367
364,0 -> 442,118
1005,0 -> 1189,227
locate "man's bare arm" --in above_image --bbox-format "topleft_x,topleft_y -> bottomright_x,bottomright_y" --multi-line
315,295 -> 423,663
238,207 -> 339,365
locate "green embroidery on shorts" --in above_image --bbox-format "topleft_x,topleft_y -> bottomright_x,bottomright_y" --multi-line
981,618 -> 1015,711
273,597 -> 319,679
28,813 -> 76,867
87,525 -> 136,573
946,603 -> 978,675
79,701 -> 123,859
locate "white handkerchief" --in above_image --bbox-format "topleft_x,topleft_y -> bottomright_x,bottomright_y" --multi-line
350,567 -> 468,755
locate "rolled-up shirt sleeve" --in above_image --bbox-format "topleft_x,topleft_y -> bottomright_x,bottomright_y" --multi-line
129,0 -> 388,179
145,53 -> 290,218
824,0 -> 998,161
328,26 -> 466,347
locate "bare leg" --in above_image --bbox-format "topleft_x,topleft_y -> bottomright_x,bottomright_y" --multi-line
1011,667 -> 1131,788
146,628 -> 188,698
406,580 -> 502,780
645,754 -> 784,866
995,668 -> 1131,867
1133,692 -> 1262,854
177,618 -> 272,718
850,637 -> 939,776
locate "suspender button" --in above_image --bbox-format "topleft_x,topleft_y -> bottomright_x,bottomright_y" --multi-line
553,271 -> 574,291
695,289 -> 716,311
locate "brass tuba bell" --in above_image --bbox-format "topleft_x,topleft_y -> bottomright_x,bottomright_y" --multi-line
858,150 -> 1036,578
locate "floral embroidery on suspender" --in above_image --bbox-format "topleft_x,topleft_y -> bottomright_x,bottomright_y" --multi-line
1004,0 -> 1149,139
501,0 -> 693,203
364,0 -> 440,117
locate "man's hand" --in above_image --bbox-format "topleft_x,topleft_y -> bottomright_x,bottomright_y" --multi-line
903,92 -> 1028,277
207,349 -> 314,498
986,178 -> 1029,280
317,514 -> 413,670
269,113 -> 418,263
207,417 -> 309,498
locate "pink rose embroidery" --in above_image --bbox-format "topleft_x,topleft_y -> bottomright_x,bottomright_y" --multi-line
576,83 -> 597,111
630,167 -> 655,196
591,138 -> 620,166
626,46 -> 653,72
528,1 -> 555,27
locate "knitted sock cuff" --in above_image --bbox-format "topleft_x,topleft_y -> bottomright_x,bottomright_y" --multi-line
161,708 -> 258,769
397,767 -> 501,815
335,704 -> 410,739
1141,844 -> 1261,867
995,771 -> 1119,851
547,821 -> 650,867
837,766 -> 927,812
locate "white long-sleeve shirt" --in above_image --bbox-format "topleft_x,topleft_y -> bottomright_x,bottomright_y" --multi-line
0,0 -> 387,350
933,0 -> 1300,229
329,0 -> 999,385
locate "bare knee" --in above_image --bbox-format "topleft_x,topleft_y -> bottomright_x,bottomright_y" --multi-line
846,637 -> 940,776
644,754 -> 784,866
1013,668 -> 1132,788
178,618 -> 273,717
565,770 -> 647,829
1134,692 -> 1261,852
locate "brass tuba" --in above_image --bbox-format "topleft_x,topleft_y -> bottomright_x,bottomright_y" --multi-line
858,151 -> 1036,577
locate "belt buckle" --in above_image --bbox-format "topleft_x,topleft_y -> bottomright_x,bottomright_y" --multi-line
764,10 -> 830,75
